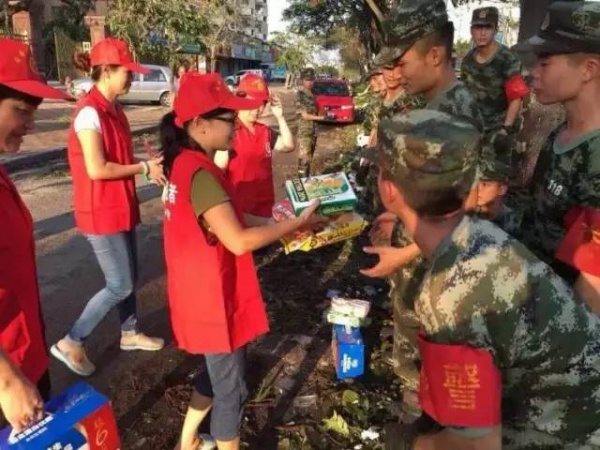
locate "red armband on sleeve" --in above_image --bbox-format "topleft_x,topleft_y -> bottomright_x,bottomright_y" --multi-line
555,207 -> 600,276
418,334 -> 502,428
504,74 -> 529,103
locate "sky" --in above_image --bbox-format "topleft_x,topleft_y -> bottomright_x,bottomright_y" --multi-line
267,0 -> 289,37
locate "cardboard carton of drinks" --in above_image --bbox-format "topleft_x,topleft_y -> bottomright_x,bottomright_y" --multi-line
0,382 -> 120,450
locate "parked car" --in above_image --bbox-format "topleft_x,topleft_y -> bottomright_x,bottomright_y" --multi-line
69,64 -> 173,106
312,79 -> 355,124
224,69 -> 264,87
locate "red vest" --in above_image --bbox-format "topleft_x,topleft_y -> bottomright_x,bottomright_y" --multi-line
229,121 -> 275,218
163,149 -> 269,354
0,166 -> 49,383
67,87 -> 140,234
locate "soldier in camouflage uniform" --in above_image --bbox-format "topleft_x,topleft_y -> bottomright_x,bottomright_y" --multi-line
514,2 -> 600,312
461,7 -> 529,183
296,68 -> 324,178
362,0 -> 487,420
365,109 -> 600,450
361,66 -> 389,218
476,147 -> 523,236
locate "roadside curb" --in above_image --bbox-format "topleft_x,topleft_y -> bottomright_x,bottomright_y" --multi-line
3,124 -> 159,174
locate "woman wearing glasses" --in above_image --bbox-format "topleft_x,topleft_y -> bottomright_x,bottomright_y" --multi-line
162,72 -> 322,450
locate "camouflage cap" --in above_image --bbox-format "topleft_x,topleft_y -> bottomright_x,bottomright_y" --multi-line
362,109 -> 481,194
363,64 -> 383,82
374,0 -> 448,67
514,1 -> 600,55
300,67 -> 316,80
479,159 -> 511,183
471,7 -> 499,27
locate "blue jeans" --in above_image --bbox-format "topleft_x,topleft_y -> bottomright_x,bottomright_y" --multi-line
67,230 -> 138,344
194,347 -> 248,441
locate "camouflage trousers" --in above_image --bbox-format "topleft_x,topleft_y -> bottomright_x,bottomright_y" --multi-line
389,221 -> 428,413
297,134 -> 317,178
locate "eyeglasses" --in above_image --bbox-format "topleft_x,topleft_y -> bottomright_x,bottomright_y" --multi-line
211,116 -> 236,124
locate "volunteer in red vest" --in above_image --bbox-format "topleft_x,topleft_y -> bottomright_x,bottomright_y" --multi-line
162,72 -> 321,450
0,39 -> 71,431
51,38 -> 166,377
214,73 -> 294,218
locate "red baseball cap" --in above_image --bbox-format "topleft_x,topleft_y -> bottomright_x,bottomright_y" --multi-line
173,72 -> 263,127
0,38 -> 71,100
90,38 -> 149,74
237,73 -> 269,102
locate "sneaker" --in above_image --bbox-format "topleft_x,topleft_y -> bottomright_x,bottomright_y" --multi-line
120,332 -> 165,352
197,434 -> 216,450
51,340 -> 96,377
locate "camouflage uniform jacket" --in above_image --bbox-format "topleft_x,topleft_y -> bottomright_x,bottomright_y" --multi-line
392,81 -> 485,248
364,91 -> 424,219
388,82 -> 486,388
521,125 -> 600,283
418,215 -> 600,449
379,90 -> 426,122
295,88 -> 318,138
426,81 -> 485,132
491,204 -> 522,237
460,44 -> 523,131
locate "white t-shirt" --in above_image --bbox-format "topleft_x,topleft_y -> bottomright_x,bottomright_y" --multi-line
74,106 -> 102,134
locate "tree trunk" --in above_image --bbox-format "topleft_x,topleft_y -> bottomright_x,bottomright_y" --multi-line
210,47 -> 216,73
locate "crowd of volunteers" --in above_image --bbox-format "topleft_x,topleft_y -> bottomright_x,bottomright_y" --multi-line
0,1 -> 599,449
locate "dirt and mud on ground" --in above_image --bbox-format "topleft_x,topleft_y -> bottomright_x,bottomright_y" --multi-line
117,124 -> 401,450
17,86 -> 562,449
18,89 -> 400,450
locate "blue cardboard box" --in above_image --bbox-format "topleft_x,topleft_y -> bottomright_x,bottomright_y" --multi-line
0,382 -> 120,450
332,324 -> 365,380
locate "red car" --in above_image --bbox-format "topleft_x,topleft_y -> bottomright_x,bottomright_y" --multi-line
312,79 -> 355,123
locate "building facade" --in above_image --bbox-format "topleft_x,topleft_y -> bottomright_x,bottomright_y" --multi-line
19,0 -> 271,79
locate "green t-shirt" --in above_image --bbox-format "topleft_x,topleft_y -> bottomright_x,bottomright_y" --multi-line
461,44 -> 522,130
190,169 -> 229,218
521,126 -> 600,282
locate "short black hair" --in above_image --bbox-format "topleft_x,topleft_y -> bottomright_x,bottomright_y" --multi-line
382,169 -> 467,217
0,83 -> 43,107
201,108 -> 235,120
414,22 -> 455,62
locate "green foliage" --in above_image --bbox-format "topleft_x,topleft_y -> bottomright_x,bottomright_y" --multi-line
315,64 -> 338,77
42,0 -> 93,44
283,0 -> 389,65
270,31 -> 314,73
322,410 -> 354,437
106,0 -> 209,65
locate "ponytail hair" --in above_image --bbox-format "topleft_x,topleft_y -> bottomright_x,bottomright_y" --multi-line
72,51 -> 119,82
160,112 -> 193,179
73,51 -> 92,73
